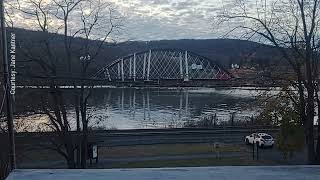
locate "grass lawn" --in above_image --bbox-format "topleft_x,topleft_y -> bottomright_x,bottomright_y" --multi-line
109,157 -> 278,168
99,143 -> 243,158
18,143 -> 282,168
18,143 -> 243,163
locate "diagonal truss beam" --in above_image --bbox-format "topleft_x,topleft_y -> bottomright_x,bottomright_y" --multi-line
92,49 -> 232,81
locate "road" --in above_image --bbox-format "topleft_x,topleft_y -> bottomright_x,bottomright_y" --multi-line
15,126 -> 280,147
90,127 -> 279,146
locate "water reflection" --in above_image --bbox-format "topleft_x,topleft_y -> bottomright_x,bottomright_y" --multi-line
87,88 -> 257,129
15,87 -> 261,131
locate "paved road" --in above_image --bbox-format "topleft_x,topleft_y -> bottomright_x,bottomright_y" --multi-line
15,127 -> 280,147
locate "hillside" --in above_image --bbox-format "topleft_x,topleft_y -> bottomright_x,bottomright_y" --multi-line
4,28 -> 284,82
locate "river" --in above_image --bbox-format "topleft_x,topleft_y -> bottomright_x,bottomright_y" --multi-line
13,87 -> 268,131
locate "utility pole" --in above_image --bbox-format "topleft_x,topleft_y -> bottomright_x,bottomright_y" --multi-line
0,0 -> 16,170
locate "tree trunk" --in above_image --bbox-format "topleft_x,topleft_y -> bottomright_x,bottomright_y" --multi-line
80,121 -> 88,168
49,86 -> 77,168
316,92 -> 320,164
316,123 -> 320,164
74,94 -> 81,168
305,85 -> 316,164
66,145 -> 76,169
305,123 -> 316,164
80,89 -> 88,169
314,88 -> 320,164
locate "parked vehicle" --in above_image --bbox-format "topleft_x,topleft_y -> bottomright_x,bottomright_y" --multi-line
245,133 -> 274,148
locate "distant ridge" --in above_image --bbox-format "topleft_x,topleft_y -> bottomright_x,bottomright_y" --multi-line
6,27 -> 283,79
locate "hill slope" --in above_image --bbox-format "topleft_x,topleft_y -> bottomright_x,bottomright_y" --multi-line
5,28 -> 283,81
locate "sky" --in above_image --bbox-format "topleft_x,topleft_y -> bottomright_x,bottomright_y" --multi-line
106,0 -> 233,41
8,0 -> 273,41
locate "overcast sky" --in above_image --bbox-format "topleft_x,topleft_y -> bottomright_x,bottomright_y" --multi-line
9,0 -> 257,41
107,0 -> 233,41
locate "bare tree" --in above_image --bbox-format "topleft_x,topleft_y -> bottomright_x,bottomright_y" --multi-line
215,0 -> 320,164
9,0 -> 122,168
74,0 -> 121,168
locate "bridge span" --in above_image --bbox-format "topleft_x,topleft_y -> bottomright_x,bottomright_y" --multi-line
92,49 -> 232,82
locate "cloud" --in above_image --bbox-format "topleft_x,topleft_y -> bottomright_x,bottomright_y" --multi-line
7,0 -> 260,41
107,0 -> 225,40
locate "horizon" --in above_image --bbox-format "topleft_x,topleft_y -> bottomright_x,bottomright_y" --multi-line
10,26 -> 268,44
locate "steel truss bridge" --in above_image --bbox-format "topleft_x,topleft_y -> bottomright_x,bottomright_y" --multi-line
92,49 -> 232,82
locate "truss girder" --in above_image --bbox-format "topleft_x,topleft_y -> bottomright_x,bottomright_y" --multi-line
92,49 -> 231,81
